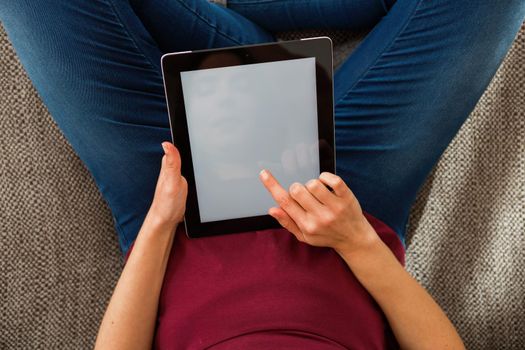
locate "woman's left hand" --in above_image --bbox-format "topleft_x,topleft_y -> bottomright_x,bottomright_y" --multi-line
149,142 -> 188,228
259,169 -> 379,256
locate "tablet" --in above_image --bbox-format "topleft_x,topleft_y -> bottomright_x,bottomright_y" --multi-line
161,37 -> 335,238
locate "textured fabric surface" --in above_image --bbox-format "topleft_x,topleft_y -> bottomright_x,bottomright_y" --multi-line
1,22 -> 523,349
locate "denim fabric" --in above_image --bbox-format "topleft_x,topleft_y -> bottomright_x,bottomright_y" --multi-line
1,0 -> 524,256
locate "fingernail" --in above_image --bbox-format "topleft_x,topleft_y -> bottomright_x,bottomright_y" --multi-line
259,169 -> 268,179
161,142 -> 168,154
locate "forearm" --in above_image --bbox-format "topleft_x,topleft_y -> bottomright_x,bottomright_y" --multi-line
94,209 -> 176,350
337,226 -> 465,350
258,169 -> 464,348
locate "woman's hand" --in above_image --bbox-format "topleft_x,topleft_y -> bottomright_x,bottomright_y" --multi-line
149,142 -> 188,228
95,142 -> 185,350
259,169 -> 378,256
260,169 -> 466,349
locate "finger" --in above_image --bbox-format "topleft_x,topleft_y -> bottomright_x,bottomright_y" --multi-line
318,172 -> 351,198
305,178 -> 336,206
259,169 -> 306,222
161,142 -> 182,174
268,207 -> 304,242
288,182 -> 323,213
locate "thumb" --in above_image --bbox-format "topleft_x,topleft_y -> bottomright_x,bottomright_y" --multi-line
161,142 -> 182,174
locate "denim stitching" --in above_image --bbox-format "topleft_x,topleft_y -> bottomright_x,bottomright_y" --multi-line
335,0 -> 424,106
104,0 -> 163,78
112,212 -> 131,258
174,0 -> 245,46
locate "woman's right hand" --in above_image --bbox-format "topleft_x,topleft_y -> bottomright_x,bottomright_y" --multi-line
259,169 -> 379,256
149,141 -> 188,228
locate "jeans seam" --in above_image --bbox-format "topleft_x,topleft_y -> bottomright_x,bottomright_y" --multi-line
175,0 -> 245,46
113,212 -> 131,256
335,0 -> 424,106
104,0 -> 163,78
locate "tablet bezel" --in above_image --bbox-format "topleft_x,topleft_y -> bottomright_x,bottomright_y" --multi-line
161,37 -> 335,238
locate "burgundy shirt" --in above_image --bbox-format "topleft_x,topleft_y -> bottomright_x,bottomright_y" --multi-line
124,211 -> 404,349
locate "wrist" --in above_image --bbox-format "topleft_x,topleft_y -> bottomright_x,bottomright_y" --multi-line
334,217 -> 382,261
128,207 -> 178,263
144,207 -> 179,236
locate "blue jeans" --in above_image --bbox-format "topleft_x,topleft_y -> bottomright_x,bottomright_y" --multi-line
1,0 -> 523,257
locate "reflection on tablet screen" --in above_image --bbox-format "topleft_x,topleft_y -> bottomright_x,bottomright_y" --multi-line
180,57 -> 319,223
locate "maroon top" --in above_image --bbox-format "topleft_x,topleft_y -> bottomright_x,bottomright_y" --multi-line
125,211 -> 404,349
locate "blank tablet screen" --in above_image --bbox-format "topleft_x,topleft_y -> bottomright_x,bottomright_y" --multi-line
180,57 -> 320,223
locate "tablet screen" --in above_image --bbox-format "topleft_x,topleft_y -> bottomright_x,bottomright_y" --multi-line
180,57 -> 320,223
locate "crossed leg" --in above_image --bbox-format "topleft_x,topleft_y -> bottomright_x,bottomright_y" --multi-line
228,0 -> 525,243
0,0 -> 274,256
1,0 -> 523,257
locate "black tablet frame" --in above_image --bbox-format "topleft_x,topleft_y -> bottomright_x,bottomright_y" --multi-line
161,37 -> 335,239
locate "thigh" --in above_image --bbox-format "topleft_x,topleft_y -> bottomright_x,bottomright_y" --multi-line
332,0 -> 525,243
0,0 -> 274,256
129,0 -> 275,53
227,0 -> 391,31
